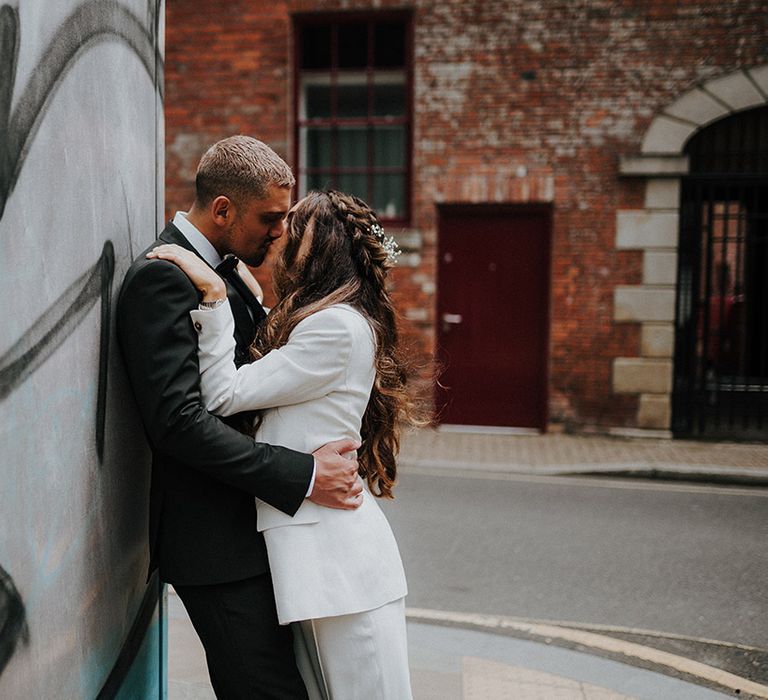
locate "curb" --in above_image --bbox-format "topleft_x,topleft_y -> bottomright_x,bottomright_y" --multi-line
564,466 -> 768,487
406,608 -> 768,699
399,460 -> 768,487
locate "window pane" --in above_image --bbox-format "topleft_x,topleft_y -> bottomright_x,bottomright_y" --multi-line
338,127 -> 368,168
303,77 -> 332,119
374,126 -> 406,168
373,78 -> 405,117
301,25 -> 332,69
306,171 -> 332,193
297,18 -> 410,221
373,174 -> 405,218
338,173 -> 368,201
339,22 -> 368,68
337,81 -> 368,118
374,21 -> 406,68
305,127 -> 333,169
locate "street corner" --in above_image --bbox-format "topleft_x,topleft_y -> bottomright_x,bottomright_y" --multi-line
406,610 -> 768,700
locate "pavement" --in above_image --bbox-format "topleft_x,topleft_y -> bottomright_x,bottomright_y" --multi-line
168,428 -> 768,699
398,426 -> 768,485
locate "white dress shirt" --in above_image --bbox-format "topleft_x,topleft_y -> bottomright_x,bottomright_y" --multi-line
172,211 -> 223,267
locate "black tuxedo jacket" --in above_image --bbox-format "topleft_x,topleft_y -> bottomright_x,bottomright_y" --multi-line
116,222 -> 314,585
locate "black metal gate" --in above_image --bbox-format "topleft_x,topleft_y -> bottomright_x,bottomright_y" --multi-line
673,106 -> 768,440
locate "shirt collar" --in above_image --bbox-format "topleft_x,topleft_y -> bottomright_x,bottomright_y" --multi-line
172,211 -> 223,268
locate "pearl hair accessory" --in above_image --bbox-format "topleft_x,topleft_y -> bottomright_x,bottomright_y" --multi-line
370,223 -> 401,265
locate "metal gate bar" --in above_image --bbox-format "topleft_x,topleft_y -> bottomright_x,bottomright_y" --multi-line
673,106 -> 768,440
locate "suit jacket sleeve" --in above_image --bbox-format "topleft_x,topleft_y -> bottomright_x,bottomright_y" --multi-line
189,302 -> 355,415
116,258 -> 313,515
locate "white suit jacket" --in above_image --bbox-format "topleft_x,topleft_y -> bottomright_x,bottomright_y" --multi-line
190,302 -> 407,623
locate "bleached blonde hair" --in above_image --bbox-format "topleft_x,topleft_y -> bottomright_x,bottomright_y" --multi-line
195,135 -> 295,206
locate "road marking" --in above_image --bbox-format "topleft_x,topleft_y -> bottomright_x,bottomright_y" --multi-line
401,465 -> 768,497
406,607 -> 768,698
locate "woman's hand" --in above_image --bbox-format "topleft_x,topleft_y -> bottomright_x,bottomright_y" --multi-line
147,244 -> 226,302
237,261 -> 264,303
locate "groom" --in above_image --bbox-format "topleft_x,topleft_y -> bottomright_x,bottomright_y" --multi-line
117,136 -> 362,698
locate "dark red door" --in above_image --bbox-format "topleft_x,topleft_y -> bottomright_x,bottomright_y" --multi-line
436,206 -> 551,429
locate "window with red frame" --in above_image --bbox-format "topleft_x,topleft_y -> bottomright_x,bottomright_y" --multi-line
295,15 -> 411,223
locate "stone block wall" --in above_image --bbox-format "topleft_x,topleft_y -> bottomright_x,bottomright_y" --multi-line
612,66 -> 768,433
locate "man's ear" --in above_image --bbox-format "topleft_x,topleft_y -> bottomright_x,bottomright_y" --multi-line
211,196 -> 234,226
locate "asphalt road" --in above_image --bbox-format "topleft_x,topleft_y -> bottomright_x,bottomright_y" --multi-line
380,470 -> 768,666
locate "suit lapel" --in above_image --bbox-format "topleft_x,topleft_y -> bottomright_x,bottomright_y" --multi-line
159,222 -> 195,249
158,223 -> 259,359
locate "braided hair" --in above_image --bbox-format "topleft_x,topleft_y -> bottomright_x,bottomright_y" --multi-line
251,190 -> 424,498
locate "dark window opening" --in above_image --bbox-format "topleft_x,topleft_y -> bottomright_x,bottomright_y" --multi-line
294,14 -> 411,222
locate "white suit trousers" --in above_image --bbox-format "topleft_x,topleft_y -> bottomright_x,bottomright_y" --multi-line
293,597 -> 413,700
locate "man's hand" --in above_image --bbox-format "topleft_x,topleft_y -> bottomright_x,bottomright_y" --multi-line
309,438 -> 364,510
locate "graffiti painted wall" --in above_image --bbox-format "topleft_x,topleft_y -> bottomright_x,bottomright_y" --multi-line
0,1 -> 164,697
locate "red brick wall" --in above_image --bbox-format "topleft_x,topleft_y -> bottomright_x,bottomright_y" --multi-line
165,0 -> 293,216
165,0 -> 766,431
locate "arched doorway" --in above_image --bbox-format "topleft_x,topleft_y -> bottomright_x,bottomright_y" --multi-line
673,106 -> 768,439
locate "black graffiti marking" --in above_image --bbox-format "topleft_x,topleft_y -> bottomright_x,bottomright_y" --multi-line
0,566 -> 28,678
0,0 -> 163,463
0,0 -> 162,688
0,0 -> 164,218
0,241 -> 115,460
97,241 -> 115,462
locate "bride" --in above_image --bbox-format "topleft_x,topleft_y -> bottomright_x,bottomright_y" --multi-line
149,189 -> 421,699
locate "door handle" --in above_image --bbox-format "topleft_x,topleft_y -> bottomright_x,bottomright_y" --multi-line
441,313 -> 463,332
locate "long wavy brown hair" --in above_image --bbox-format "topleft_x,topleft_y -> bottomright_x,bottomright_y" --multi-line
250,190 -> 426,498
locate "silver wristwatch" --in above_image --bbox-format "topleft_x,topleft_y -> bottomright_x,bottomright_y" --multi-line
199,298 -> 226,310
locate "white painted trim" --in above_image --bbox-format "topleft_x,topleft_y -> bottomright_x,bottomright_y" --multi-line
748,65 -> 768,97
619,155 -> 689,176
705,70 -> 765,111
641,115 -> 698,154
641,66 -> 768,155
664,87 -> 729,125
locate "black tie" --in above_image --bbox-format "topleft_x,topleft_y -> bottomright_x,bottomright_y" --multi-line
215,254 -> 267,325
